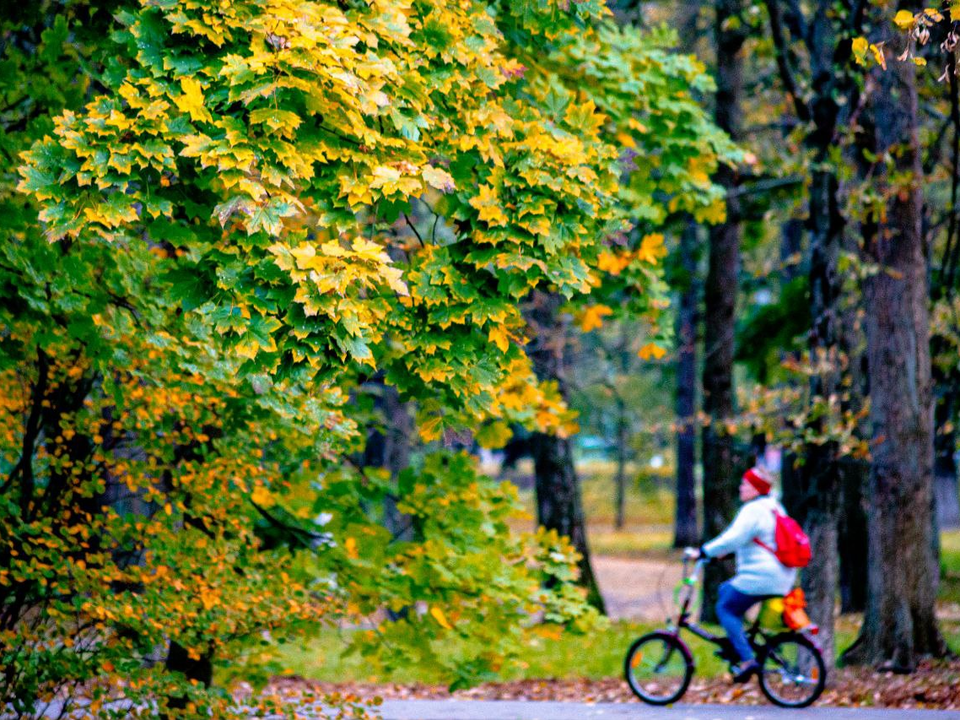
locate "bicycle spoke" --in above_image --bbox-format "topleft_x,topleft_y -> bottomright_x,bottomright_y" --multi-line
759,635 -> 825,708
625,633 -> 692,705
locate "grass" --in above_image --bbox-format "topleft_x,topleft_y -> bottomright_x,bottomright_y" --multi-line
269,464 -> 960,686
273,622 -> 728,684
274,617 -> 960,686
940,529 -> 960,606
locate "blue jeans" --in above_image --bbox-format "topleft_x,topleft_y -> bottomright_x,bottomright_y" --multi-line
716,580 -> 765,663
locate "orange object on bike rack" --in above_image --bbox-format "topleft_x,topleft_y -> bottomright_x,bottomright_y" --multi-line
782,587 -> 811,630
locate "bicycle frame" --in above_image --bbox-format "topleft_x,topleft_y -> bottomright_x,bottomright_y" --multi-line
624,555 -> 828,708
666,557 -> 821,656
666,558 -> 727,647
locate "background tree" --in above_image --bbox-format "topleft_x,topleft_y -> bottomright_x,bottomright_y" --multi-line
843,9 -> 948,669
674,220 -> 700,548
700,0 -> 749,623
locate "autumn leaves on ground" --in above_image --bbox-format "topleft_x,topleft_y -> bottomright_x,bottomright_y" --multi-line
4,0 -> 960,718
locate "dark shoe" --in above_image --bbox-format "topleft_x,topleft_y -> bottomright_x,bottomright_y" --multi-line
715,647 -> 739,664
714,639 -> 738,664
732,659 -> 760,683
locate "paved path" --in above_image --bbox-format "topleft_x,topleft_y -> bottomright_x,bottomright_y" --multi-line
593,556 -> 680,621
377,700 -> 960,719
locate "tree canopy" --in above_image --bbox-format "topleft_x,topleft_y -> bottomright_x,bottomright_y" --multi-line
2,0 -> 734,716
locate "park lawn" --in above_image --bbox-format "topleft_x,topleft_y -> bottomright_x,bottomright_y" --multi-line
940,529 -> 960,605
270,483 -> 960,687
272,621 -> 729,685
272,616 -> 960,686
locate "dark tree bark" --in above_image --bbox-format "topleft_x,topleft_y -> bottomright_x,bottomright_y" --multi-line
700,0 -> 745,623
362,377 -> 414,543
842,28 -> 948,669
527,291 -> 605,613
836,143 -> 871,616
614,395 -> 628,531
531,431 -> 605,612
164,641 -> 213,714
764,0 -> 865,668
931,54 -> 960,532
613,322 -> 632,531
675,221 -> 699,548
780,219 -> 803,284
838,459 -> 868,614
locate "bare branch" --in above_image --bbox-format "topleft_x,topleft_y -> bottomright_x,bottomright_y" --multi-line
764,0 -> 812,123
727,175 -> 804,199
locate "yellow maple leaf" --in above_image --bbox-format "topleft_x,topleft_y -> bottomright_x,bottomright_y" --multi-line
251,484 -> 275,508
893,9 -> 915,29
476,420 -> 513,449
687,157 -> 711,186
422,165 -> 456,193
695,198 -> 727,224
489,325 -> 511,353
469,184 -> 509,227
174,77 -> 213,123
597,250 -> 632,275
852,37 -> 870,65
638,342 -> 667,361
344,537 -> 359,560
616,131 -> 636,149
369,165 -> 403,194
579,304 -> 612,332
419,415 -> 443,442
637,233 -> 667,265
430,606 -> 453,629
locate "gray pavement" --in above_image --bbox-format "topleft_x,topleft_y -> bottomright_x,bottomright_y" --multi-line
23,697 -> 960,719
376,700 -> 960,720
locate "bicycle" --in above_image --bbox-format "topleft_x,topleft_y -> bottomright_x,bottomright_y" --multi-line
624,554 -> 826,708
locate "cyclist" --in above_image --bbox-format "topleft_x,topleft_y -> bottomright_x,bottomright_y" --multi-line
687,466 -> 797,683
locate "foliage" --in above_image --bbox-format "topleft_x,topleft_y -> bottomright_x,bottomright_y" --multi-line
3,0 -> 734,717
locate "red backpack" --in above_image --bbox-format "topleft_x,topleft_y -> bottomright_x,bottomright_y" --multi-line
754,510 -> 811,568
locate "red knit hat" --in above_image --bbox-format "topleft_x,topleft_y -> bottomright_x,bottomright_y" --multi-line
743,467 -> 772,495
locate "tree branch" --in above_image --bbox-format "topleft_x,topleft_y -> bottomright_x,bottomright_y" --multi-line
3,349 -> 49,511
764,0 -> 812,123
727,175 -> 804,199
941,52 -> 960,296
403,213 -> 424,247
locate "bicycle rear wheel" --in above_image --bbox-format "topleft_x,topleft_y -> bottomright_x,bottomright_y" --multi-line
758,633 -> 826,708
624,631 -> 694,705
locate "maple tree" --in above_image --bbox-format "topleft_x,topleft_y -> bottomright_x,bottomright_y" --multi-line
3,0 -> 736,716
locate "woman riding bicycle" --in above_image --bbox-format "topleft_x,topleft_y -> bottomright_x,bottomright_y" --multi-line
688,466 -> 796,683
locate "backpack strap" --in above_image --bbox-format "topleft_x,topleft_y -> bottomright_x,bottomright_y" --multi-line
753,537 -> 776,554
752,507 -> 780,555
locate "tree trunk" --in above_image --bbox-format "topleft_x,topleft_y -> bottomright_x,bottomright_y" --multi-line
527,291 -> 605,613
842,31 -> 947,669
838,459 -> 868,614
362,378 -> 414,543
675,221 -> 699,548
531,431 -> 605,612
614,396 -> 628,531
164,641 -> 213,714
788,0 -> 854,667
700,0 -> 745,624
796,158 -> 845,665
836,228 -> 869,615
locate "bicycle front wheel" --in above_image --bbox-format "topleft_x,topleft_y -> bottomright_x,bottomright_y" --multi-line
758,633 -> 826,708
624,631 -> 694,705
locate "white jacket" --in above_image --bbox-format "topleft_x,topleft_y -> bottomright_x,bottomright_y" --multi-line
702,494 -> 797,596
